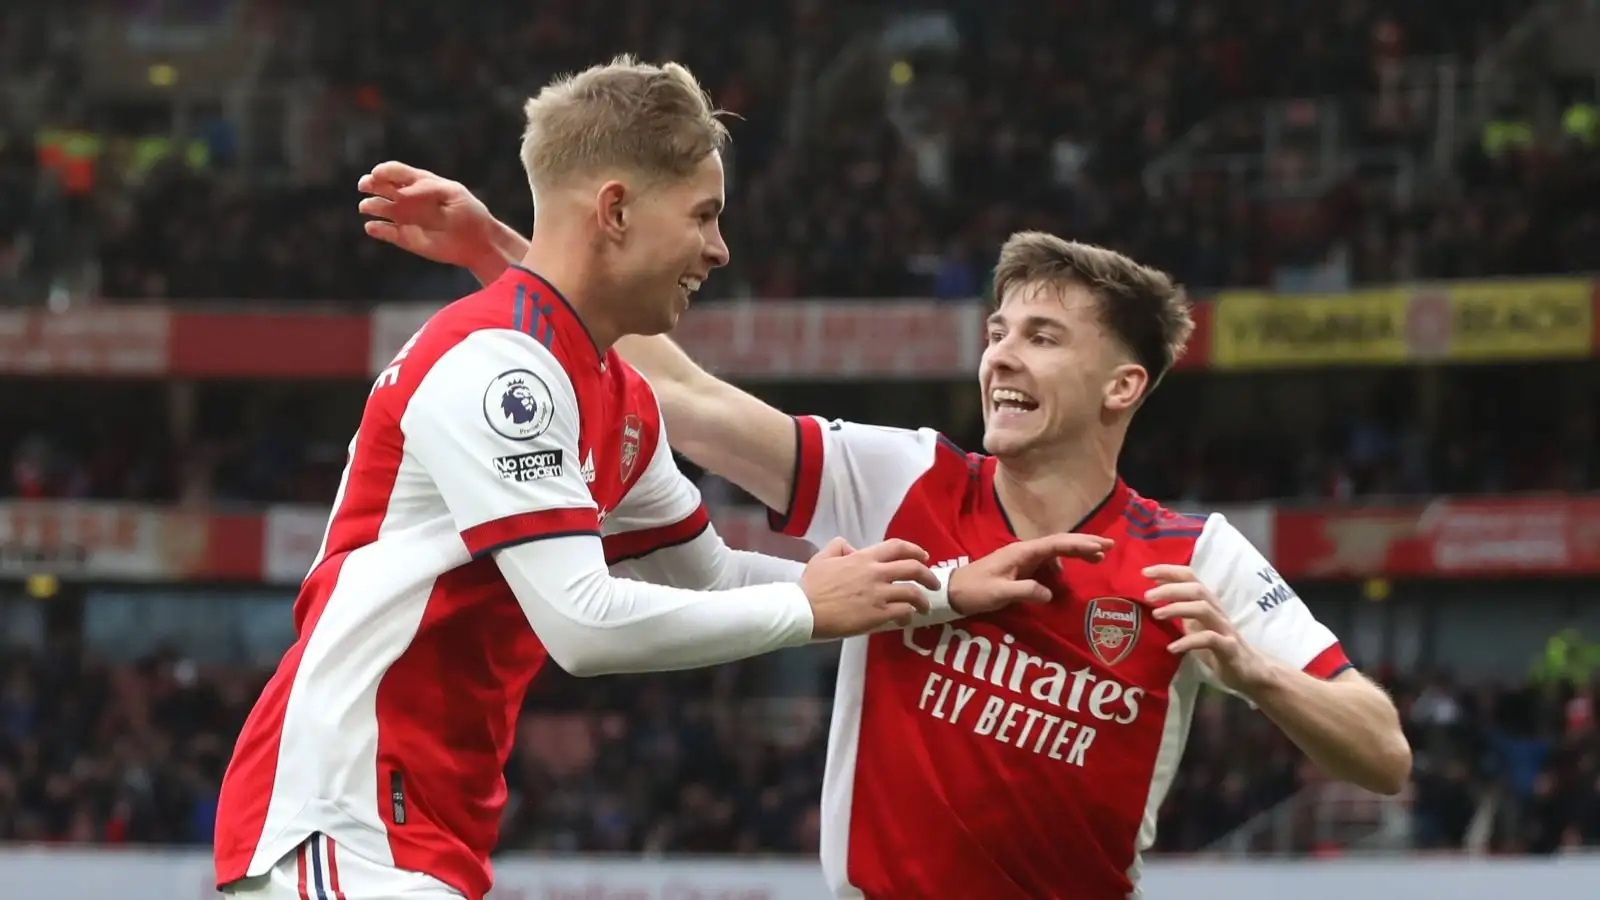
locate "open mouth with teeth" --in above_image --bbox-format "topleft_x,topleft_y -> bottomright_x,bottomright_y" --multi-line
678,276 -> 702,300
990,388 -> 1040,415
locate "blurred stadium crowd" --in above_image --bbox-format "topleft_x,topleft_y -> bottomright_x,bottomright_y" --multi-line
3,0 -> 1600,864
2,0 -> 1596,305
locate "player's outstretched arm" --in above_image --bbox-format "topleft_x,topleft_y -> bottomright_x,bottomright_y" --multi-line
498,533 -> 938,675
618,517 -> 1110,635
1145,516 -> 1412,795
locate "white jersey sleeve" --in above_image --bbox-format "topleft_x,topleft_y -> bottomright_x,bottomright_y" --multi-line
403,328 -> 815,676
401,329 -> 596,552
1191,513 -> 1353,683
767,416 -> 941,551
612,527 -> 807,591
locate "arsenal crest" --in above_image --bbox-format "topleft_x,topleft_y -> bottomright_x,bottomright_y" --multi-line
1085,597 -> 1141,666
619,415 -> 644,483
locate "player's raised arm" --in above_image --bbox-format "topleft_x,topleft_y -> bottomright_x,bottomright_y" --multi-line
1145,514 -> 1413,795
607,347 -> 1111,604
403,326 -> 939,676
609,347 -> 1117,605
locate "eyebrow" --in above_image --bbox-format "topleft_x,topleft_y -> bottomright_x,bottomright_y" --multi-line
987,313 -> 1066,333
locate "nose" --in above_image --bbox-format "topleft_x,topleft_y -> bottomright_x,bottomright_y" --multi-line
984,337 -> 1023,375
705,233 -> 730,269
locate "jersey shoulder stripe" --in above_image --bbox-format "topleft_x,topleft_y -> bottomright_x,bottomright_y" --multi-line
904,432 -> 987,519
510,282 -> 556,348
1123,496 -> 1207,541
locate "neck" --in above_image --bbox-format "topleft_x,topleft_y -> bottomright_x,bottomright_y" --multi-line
993,431 -> 1121,538
520,228 -> 624,352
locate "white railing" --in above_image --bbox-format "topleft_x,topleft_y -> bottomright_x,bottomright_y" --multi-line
1206,779 -> 1414,857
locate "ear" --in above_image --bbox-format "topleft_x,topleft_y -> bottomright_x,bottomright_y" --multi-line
595,180 -> 629,241
1103,363 -> 1149,412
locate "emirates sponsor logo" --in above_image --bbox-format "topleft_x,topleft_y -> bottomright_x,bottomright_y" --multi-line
903,622 -> 1145,767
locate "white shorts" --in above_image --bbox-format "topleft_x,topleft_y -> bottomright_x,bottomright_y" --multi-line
222,833 -> 465,900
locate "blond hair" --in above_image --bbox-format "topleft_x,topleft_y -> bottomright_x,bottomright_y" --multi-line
993,232 -> 1193,392
520,54 -> 729,195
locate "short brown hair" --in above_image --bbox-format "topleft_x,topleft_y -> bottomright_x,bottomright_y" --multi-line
993,232 -> 1193,394
520,54 -> 730,194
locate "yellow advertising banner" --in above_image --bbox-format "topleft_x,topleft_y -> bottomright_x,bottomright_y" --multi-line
1211,290 -> 1410,369
1422,278 -> 1593,361
1212,279 -> 1595,369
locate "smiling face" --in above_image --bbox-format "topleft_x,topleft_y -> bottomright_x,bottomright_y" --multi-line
519,56 -> 732,338
979,279 -> 1149,461
977,232 -> 1194,466
602,151 -> 730,336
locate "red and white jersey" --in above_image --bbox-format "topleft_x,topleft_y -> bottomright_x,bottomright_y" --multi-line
770,417 -> 1352,900
214,267 -> 711,900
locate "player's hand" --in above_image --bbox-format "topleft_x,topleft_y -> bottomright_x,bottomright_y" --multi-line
1141,564 -> 1273,694
800,538 -> 939,639
947,534 -> 1113,616
356,161 -> 507,280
